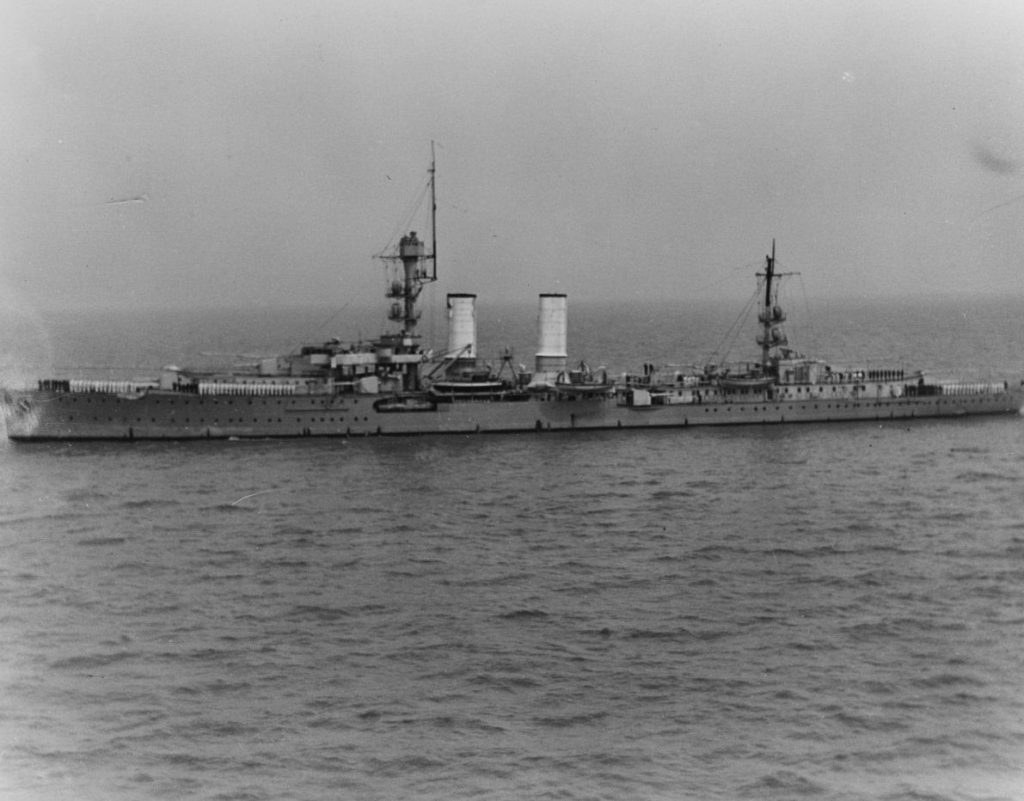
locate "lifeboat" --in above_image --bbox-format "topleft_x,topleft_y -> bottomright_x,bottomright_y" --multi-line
718,375 -> 775,391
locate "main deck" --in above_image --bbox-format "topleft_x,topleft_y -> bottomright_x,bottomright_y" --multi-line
5,380 -> 1020,440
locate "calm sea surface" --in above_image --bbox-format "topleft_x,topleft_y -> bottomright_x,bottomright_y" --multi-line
2,296 -> 1023,800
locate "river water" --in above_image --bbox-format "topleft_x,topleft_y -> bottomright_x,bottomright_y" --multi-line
1,296 -> 1023,800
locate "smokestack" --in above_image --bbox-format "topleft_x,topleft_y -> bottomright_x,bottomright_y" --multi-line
446,293 -> 477,360
535,293 -> 567,375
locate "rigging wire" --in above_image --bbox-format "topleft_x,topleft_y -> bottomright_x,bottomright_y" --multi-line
970,191 -> 1024,223
374,174 -> 432,259
704,286 -> 760,366
313,303 -> 349,334
793,272 -> 821,361
682,259 -> 762,297
294,302 -> 352,353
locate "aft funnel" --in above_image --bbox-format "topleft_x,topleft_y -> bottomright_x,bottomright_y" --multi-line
535,293 -> 567,375
446,293 -> 477,360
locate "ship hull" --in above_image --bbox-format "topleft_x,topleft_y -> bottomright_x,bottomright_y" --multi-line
4,386 -> 1021,441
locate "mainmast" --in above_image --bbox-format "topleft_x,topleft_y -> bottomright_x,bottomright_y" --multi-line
429,141 -> 437,280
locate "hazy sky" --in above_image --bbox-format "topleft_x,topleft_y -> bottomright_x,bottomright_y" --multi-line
2,0 -> 1024,312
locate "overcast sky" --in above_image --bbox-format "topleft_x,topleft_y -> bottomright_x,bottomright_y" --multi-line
2,0 -> 1024,312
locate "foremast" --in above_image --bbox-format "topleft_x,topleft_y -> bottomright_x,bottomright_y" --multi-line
379,146 -> 438,391
755,240 -> 794,374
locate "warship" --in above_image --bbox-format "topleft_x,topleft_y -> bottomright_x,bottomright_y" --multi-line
3,157 -> 1022,441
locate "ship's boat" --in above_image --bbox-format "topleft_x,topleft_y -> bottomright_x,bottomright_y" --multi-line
429,370 -> 511,400
373,396 -> 437,413
2,151 -> 1022,441
430,383 -> 531,402
717,376 -> 775,391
